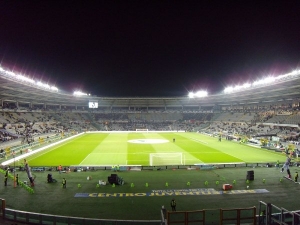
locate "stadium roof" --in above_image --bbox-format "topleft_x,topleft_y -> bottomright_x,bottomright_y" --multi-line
0,71 -> 300,108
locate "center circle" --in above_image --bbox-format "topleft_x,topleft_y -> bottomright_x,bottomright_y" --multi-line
128,139 -> 169,144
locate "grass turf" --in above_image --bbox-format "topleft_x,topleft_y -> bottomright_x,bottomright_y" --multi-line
23,132 -> 287,167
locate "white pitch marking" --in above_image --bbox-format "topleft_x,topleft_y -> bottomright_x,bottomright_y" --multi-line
190,138 -> 208,144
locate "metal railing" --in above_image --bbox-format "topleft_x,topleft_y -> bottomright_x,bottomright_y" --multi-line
2,199 -> 300,225
166,207 -> 256,225
258,201 -> 300,225
1,202 -> 161,225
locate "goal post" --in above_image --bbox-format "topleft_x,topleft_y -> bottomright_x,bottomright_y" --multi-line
136,128 -> 148,132
149,153 -> 183,166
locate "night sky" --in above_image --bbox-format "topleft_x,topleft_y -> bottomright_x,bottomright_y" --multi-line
1,1 -> 300,97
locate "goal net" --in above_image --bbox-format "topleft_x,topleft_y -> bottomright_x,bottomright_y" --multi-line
149,153 -> 183,166
136,129 -> 148,132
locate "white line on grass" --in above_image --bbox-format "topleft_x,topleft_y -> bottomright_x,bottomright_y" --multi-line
1,133 -> 85,166
81,152 -> 162,154
26,138 -> 84,162
194,162 -> 245,165
24,146 -> 62,162
78,153 -> 92,165
190,138 -> 208,144
189,138 -> 247,163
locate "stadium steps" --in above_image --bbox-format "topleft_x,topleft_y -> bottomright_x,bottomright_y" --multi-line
85,113 -> 102,130
50,113 -> 62,123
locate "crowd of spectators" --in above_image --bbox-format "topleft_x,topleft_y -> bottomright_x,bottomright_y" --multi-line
0,129 -> 15,142
1,104 -> 300,146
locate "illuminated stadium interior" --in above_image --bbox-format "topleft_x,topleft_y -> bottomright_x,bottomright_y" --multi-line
1,66 -> 300,224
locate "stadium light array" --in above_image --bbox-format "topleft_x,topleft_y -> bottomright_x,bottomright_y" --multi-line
188,90 -> 208,98
73,91 -> 88,96
0,65 -> 59,92
224,69 -> 300,94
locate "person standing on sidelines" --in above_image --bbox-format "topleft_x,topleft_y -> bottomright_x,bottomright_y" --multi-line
295,172 -> 299,183
281,156 -> 292,178
62,178 -> 66,188
296,149 -> 300,159
58,165 -> 62,174
170,199 -> 176,212
16,174 -> 19,186
4,170 -> 8,186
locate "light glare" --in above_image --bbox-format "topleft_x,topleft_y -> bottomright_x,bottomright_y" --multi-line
0,66 -> 59,92
188,90 -> 207,98
224,69 -> 300,94
73,91 -> 88,96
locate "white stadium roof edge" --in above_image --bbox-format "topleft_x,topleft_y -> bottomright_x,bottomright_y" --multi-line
0,69 -> 300,108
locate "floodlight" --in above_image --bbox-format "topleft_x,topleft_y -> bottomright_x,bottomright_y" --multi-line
287,70 -> 300,76
16,75 -> 35,83
50,86 -> 58,91
233,85 -> 242,91
73,91 -> 88,96
188,92 -> 194,98
188,90 -> 207,98
6,71 -> 15,76
264,77 -> 275,83
253,77 -> 275,86
224,87 -> 233,93
0,65 -> 59,92
242,83 -> 251,88
28,79 -> 35,83
36,81 -> 53,89
36,81 -> 43,86
44,84 -> 50,89
195,91 -> 208,97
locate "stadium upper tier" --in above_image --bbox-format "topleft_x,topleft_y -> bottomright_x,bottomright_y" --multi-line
1,70 -> 300,108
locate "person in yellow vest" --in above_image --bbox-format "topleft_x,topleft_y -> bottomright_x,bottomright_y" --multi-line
62,178 -> 66,188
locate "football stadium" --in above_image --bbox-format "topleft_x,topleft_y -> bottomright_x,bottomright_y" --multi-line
0,66 -> 300,225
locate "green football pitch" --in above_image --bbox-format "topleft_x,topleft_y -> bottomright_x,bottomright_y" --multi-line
25,132 -> 287,167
